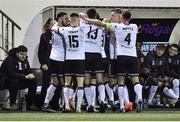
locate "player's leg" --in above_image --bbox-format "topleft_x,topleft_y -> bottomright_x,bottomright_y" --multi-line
105,59 -> 116,111
116,56 -> 126,112
89,75 -> 97,112
75,60 -> 85,112
84,53 -> 92,110
76,76 -> 84,112
172,78 -> 179,99
84,73 -> 91,109
124,85 -> 133,112
128,57 -> 142,113
63,60 -> 73,111
42,60 -> 63,112
147,78 -> 158,105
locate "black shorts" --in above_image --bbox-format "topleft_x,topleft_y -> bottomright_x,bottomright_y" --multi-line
85,53 -> 103,74
50,59 -> 64,77
109,59 -> 117,78
117,56 -> 139,76
64,60 -> 85,77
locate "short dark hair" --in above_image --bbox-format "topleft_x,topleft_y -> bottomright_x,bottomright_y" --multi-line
44,18 -> 52,29
156,44 -> 165,50
17,45 -> 28,52
122,9 -> 131,20
96,13 -> 100,20
56,12 -> 67,21
86,8 -> 97,19
70,13 -> 79,18
170,43 -> 180,52
111,8 -> 122,14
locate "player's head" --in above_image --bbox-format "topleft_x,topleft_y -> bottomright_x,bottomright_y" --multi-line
155,44 -> 165,57
56,12 -> 69,26
16,45 -> 28,61
168,44 -> 179,56
110,8 -> 122,23
43,18 -> 53,32
121,9 -> 131,22
70,13 -> 79,26
86,8 -> 97,19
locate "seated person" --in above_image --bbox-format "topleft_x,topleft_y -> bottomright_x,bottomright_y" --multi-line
163,44 -> 180,107
144,44 -> 178,107
0,45 -> 37,110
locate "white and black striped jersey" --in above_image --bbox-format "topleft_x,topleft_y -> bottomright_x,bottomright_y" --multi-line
82,21 -> 105,54
49,30 -> 65,61
109,23 -> 138,57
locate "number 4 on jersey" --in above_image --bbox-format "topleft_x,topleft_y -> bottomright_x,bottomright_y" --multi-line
125,33 -> 131,45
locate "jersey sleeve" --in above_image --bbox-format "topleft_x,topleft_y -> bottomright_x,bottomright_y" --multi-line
51,23 -> 58,32
134,24 -> 138,33
80,19 -> 86,26
58,27 -> 64,34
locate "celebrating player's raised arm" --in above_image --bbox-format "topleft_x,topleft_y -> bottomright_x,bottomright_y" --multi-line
80,13 -> 106,27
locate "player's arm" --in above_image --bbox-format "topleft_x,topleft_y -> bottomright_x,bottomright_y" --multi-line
51,21 -> 58,32
79,13 -> 105,27
80,14 -> 117,31
82,17 -> 114,31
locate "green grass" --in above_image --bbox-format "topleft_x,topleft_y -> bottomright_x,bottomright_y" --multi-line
0,111 -> 180,121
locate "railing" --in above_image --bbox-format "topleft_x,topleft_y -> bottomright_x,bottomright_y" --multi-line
0,9 -> 21,61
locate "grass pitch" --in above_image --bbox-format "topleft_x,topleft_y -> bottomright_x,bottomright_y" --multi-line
0,110 -> 180,121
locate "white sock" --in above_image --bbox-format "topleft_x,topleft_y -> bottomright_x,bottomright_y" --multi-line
44,84 -> 56,105
64,87 -> 70,109
163,87 -> 178,100
134,83 -> 142,103
148,85 -> 158,103
105,83 -> 114,102
90,85 -> 96,106
124,86 -> 130,104
69,88 -> 74,99
84,86 -> 91,107
98,84 -> 105,102
135,95 -> 138,104
76,88 -> 84,110
172,79 -> 179,98
118,86 -> 124,109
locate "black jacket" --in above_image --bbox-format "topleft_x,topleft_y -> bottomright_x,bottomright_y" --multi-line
0,48 -> 31,80
166,53 -> 180,78
38,31 -> 52,66
137,50 -> 145,75
145,50 -> 179,78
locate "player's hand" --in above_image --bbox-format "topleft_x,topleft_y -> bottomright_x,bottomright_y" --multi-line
79,13 -> 87,20
103,18 -> 110,23
25,73 -> 35,80
163,76 -> 168,81
144,67 -> 150,74
41,64 -> 48,71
